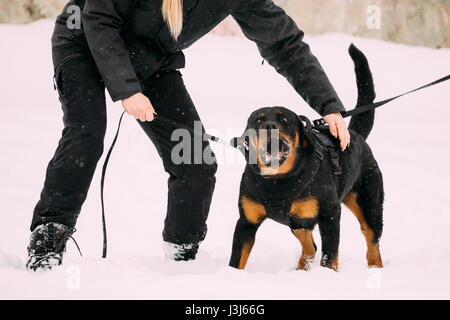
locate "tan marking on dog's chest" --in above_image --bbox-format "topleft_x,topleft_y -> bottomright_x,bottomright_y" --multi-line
241,196 -> 267,225
290,196 -> 319,219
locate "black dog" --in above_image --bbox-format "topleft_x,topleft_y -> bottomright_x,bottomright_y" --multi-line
229,45 -> 383,271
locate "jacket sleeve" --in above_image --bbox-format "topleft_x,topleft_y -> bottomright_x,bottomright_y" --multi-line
231,0 -> 345,116
82,0 -> 142,102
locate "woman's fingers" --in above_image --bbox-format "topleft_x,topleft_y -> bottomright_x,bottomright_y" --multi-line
131,107 -> 154,122
138,110 -> 146,122
145,108 -> 155,122
122,93 -> 156,122
329,120 -> 338,138
337,119 -> 350,151
323,113 -> 350,151
346,129 -> 351,149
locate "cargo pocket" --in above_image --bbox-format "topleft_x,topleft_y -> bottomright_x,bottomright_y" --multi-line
53,53 -> 83,105
54,67 -> 65,104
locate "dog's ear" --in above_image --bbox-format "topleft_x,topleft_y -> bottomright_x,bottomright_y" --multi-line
297,115 -> 313,132
297,115 -> 325,159
297,115 -> 313,150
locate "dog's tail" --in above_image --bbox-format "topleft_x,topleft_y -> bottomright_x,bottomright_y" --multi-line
348,44 -> 376,141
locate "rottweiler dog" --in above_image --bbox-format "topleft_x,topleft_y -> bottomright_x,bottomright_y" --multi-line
229,45 -> 383,271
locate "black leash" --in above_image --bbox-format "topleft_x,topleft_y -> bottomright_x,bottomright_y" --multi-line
100,111 -> 126,258
99,73 -> 449,258
313,74 -> 450,127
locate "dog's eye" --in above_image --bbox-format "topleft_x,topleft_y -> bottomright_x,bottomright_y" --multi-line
280,116 -> 288,124
255,118 -> 264,125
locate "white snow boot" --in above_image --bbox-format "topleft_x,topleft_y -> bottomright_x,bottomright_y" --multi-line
163,241 -> 200,261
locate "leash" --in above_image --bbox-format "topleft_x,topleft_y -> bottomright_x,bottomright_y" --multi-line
313,74 -> 450,127
100,111 -> 126,258
99,73 -> 449,258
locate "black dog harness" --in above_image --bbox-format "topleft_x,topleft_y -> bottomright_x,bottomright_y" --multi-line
299,115 -> 343,176
261,156 -> 321,229
260,115 -> 340,228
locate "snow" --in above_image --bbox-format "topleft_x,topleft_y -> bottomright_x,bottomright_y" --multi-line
1,20 -> 450,299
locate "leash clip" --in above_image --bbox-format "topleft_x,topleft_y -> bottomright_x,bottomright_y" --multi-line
313,118 -> 326,128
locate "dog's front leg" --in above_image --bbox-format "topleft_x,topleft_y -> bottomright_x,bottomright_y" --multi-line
229,196 -> 266,270
229,218 -> 261,269
289,196 -> 320,270
318,202 -> 341,271
291,229 -> 317,270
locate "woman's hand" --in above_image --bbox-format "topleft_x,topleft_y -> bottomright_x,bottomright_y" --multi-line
323,112 -> 350,151
122,92 -> 156,122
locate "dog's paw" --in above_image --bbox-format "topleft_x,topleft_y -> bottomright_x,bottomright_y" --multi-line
297,255 -> 314,271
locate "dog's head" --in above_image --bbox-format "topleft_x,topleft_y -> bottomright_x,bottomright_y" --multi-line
232,106 -> 310,178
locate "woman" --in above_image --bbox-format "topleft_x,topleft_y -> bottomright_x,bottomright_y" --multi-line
26,0 -> 350,271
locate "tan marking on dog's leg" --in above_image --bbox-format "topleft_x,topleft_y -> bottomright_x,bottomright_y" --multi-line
290,197 -> 319,270
241,196 -> 267,225
292,229 -> 316,270
238,238 -> 255,270
324,253 -> 339,271
344,192 -> 383,268
290,196 -> 319,219
237,196 -> 267,269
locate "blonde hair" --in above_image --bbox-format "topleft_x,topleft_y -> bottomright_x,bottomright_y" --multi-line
162,0 -> 183,40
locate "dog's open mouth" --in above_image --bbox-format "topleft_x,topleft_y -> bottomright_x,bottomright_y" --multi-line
259,133 -> 291,167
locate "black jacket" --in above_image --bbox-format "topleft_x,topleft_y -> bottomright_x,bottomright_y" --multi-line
54,0 -> 345,115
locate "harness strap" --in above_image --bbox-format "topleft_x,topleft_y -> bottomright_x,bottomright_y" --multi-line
264,200 -> 286,217
310,129 -> 342,175
298,115 -> 324,160
327,149 -> 342,176
289,218 -> 316,230
263,156 -> 321,227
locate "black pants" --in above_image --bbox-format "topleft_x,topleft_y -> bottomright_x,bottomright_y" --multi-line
31,47 -> 217,245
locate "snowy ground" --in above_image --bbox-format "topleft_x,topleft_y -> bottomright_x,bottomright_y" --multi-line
1,20 -> 450,300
